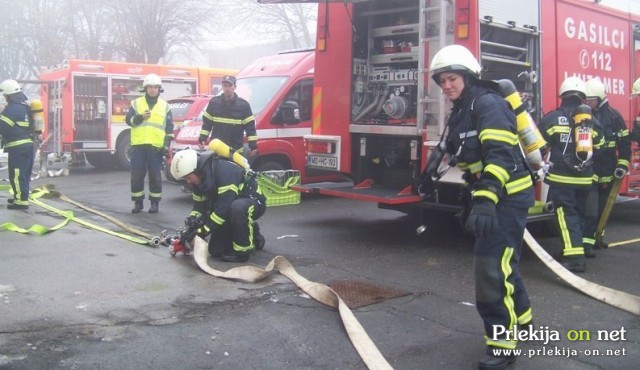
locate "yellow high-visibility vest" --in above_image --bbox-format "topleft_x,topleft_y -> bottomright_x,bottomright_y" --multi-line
130,97 -> 169,147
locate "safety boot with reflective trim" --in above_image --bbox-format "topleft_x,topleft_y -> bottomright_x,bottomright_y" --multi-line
479,346 -> 517,370
149,201 -> 159,213
131,200 -> 143,213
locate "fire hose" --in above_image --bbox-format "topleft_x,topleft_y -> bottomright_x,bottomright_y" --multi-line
190,236 -> 393,370
523,229 -> 640,316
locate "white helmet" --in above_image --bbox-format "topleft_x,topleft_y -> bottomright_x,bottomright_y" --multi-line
559,76 -> 586,99
141,73 -> 163,92
170,149 -> 199,180
430,45 -> 481,82
585,78 -> 606,100
632,77 -> 640,96
0,79 -> 22,95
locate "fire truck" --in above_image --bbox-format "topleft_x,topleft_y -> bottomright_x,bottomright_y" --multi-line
39,59 -> 235,170
269,0 -> 640,219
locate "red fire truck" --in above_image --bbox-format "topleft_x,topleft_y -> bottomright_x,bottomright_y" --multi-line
271,0 -> 640,218
39,59 -> 235,170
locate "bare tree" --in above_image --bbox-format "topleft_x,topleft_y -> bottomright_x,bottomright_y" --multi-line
218,0 -> 317,49
105,0 -> 213,64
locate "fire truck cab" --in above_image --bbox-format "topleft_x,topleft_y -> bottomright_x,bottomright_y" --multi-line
39,59 -> 235,170
270,0 -> 640,218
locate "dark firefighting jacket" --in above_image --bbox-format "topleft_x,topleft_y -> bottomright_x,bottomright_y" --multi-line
591,99 -> 631,183
445,84 -> 533,206
189,154 -> 265,233
0,93 -> 33,149
200,93 -> 257,152
539,98 -> 604,189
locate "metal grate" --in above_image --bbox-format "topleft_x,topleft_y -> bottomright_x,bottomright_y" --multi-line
328,279 -> 411,309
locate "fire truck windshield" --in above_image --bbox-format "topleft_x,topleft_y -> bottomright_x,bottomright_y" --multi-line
234,76 -> 289,115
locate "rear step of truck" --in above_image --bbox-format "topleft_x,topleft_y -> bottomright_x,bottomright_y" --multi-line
292,179 -> 422,205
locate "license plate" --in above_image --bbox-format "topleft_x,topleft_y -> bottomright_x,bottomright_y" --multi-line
307,155 -> 337,169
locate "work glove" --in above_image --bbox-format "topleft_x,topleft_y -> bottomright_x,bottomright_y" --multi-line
614,164 -> 628,179
198,134 -> 208,148
465,200 -> 498,239
179,227 -> 198,247
184,214 -> 203,228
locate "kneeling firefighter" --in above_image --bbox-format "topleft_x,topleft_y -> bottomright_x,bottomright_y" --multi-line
170,149 -> 266,263
428,45 -> 535,370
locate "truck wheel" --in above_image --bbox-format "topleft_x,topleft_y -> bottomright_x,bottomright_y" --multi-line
255,160 -> 286,172
116,132 -> 132,170
85,152 -> 116,170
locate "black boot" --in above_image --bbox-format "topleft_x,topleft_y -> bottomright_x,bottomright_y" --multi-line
584,245 -> 596,258
478,347 -> 516,370
253,222 -> 265,250
149,201 -> 159,213
561,257 -> 586,273
131,200 -> 143,213
220,253 -> 249,263
7,203 -> 29,210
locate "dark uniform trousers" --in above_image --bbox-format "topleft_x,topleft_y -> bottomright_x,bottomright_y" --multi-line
130,144 -> 163,202
7,144 -> 34,203
549,186 -> 588,257
475,201 -> 532,346
208,197 -> 266,257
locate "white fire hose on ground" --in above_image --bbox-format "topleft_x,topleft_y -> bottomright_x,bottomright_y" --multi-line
523,229 -> 640,315
192,237 -> 394,370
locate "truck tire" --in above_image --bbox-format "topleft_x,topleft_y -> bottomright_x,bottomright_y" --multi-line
254,160 -> 286,172
85,152 -> 116,170
116,132 -> 132,170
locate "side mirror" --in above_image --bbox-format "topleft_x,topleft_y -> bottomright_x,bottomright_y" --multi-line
272,100 -> 300,124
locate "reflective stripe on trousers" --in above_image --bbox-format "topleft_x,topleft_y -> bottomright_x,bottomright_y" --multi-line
474,203 -> 531,348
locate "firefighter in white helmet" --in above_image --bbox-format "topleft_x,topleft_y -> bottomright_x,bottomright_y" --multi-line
582,78 -> 631,253
125,73 -> 174,213
428,44 -> 534,370
0,79 -> 34,210
170,149 -> 266,262
539,76 -> 604,272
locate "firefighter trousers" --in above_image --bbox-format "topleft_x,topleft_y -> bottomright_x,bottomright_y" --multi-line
6,144 -> 34,205
583,183 -> 610,248
207,197 -> 265,257
130,144 -> 163,202
548,186 -> 588,258
475,202 -> 531,349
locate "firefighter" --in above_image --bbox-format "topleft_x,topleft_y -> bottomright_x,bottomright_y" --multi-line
170,149 -> 266,263
125,73 -> 173,213
539,76 -> 604,272
630,76 -> 640,143
198,75 -> 257,159
0,79 -> 34,210
429,45 -> 534,370
582,78 -> 631,253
